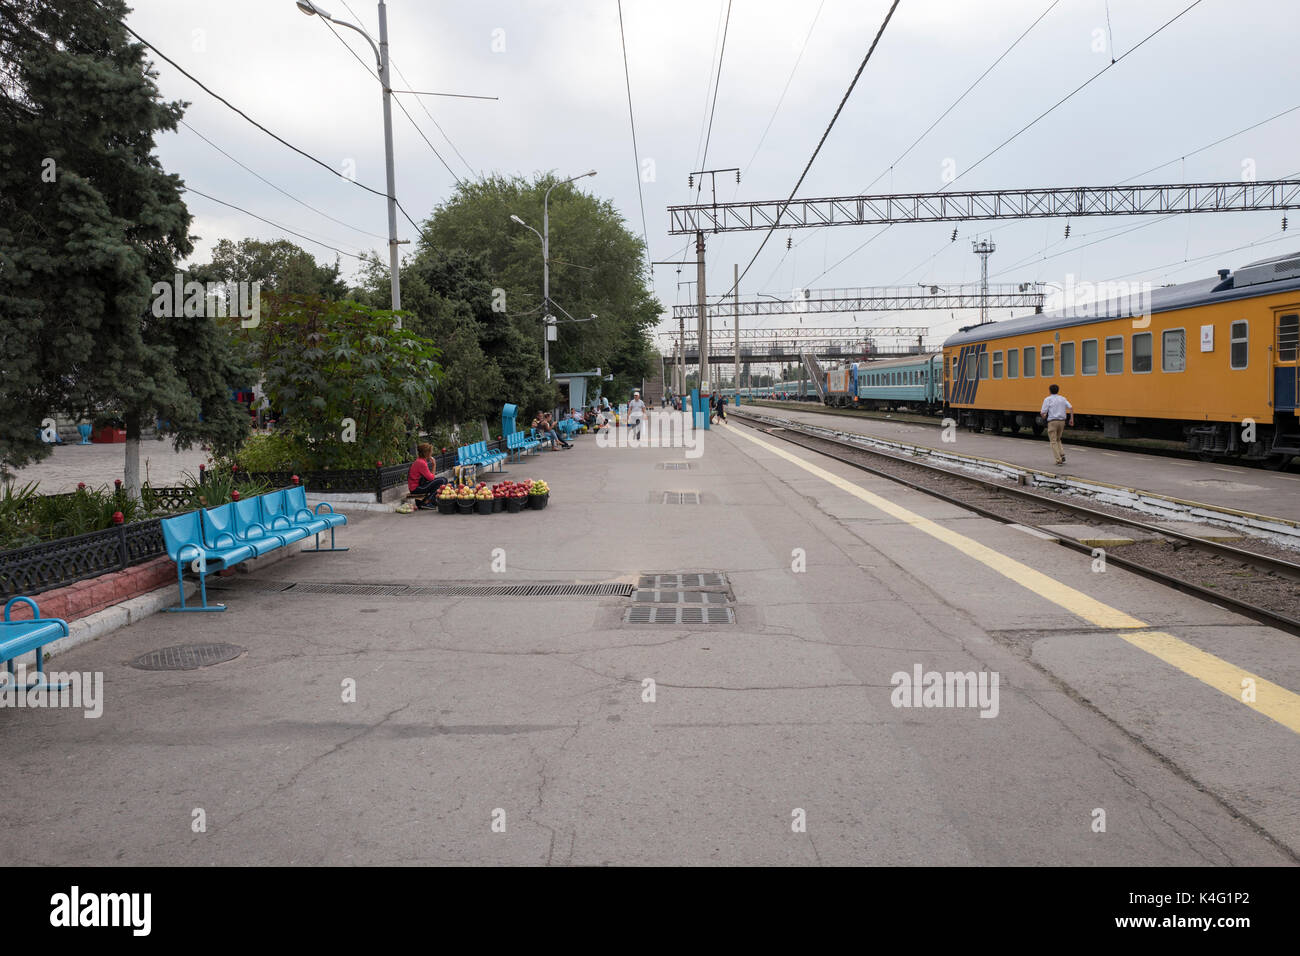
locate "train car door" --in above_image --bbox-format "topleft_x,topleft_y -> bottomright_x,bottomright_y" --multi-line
1276,310 -> 1299,415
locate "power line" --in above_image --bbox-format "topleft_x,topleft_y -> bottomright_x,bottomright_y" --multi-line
1121,102 -> 1300,184
178,119 -> 388,241
742,0 -> 825,177
335,0 -> 477,181
949,0 -> 1206,190
697,0 -> 732,180
726,0 -> 903,299
312,12 -> 464,186
617,0 -> 651,264
180,186 -> 363,260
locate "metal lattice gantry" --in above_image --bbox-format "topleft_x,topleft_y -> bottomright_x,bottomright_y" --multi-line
658,326 -> 929,364
669,283 -> 1044,321
667,179 -> 1300,233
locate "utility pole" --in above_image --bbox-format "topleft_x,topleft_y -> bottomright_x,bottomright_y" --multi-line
733,262 -> 740,397
651,257 -> 695,403
696,230 -> 708,393
972,238 -> 996,325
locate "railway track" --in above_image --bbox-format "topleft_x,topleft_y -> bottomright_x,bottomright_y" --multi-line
743,398 -> 1300,469
731,408 -> 1300,637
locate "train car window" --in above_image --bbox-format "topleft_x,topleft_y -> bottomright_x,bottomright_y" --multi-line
1230,322 -> 1248,369
1060,342 -> 1075,375
1105,336 -> 1123,374
1280,314 -> 1299,361
978,352 -> 989,380
1132,332 -> 1152,373
1082,339 -> 1098,375
992,351 -> 1003,379
1161,329 -> 1186,372
965,354 -> 978,381
1040,344 -> 1054,377
1007,349 -> 1019,378
1023,347 -> 1036,378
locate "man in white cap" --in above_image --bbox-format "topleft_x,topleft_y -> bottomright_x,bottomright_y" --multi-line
627,390 -> 646,440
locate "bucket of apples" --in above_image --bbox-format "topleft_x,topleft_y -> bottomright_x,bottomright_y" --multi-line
527,478 -> 550,510
435,482 -> 457,515
496,479 -> 528,513
475,483 -> 494,515
455,483 -> 476,515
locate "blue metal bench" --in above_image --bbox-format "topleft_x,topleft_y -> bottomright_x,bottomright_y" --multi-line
282,486 -> 347,552
1,597 -> 70,689
202,501 -> 283,558
160,511 -> 255,613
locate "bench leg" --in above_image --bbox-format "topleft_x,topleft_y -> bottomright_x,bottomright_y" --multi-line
302,526 -> 349,553
6,654 -> 70,691
165,563 -> 225,612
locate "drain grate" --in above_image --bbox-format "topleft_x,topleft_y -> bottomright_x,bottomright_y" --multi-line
659,462 -> 692,470
130,643 -> 245,671
631,589 -> 730,604
639,573 -> 726,589
661,492 -> 701,504
624,606 -> 735,624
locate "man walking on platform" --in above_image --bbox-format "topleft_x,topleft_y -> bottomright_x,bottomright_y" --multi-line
1040,384 -> 1074,466
627,390 -> 646,440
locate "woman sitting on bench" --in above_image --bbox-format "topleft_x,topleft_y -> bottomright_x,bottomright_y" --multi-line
408,442 -> 446,509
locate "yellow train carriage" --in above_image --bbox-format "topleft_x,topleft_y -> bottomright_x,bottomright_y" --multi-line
941,251 -> 1300,466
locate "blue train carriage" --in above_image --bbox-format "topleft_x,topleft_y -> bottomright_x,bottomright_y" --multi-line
823,363 -> 857,406
854,353 -> 944,413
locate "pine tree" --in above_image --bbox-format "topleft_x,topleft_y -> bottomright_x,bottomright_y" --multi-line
0,0 -> 250,494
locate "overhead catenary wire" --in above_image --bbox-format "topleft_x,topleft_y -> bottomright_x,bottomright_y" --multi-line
725,0 -> 903,300
617,0 -> 651,265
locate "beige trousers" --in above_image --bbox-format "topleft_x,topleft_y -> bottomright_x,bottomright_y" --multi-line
1047,419 -> 1066,463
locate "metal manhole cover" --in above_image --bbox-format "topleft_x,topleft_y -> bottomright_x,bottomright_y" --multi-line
639,573 -> 727,589
624,606 -> 734,624
632,589 -> 730,604
661,492 -> 701,504
130,643 -> 246,671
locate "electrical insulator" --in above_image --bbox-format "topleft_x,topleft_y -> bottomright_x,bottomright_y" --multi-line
786,236 -> 792,249
1064,224 -> 1071,238
1284,216 -> 1289,232
688,174 -> 694,188
735,170 -> 741,183
950,228 -> 958,242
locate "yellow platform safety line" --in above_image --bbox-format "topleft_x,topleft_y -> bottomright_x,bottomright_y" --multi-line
727,425 -> 1300,735
1120,632 -> 1300,734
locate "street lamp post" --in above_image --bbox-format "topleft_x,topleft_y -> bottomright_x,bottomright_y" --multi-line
511,170 -> 596,382
296,0 -> 403,320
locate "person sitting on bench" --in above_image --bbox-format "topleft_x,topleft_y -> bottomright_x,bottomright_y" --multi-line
408,442 -> 446,508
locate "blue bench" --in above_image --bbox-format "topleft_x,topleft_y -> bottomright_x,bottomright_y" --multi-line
506,430 -> 540,462
557,418 -> 582,440
160,488 -> 349,612
1,597 -> 70,689
457,440 -> 506,472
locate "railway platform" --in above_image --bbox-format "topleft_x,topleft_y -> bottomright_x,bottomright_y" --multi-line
1,418 -> 1297,865
740,402 -> 1300,526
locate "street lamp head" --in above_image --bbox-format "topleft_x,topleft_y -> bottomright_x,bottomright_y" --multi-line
510,214 -> 526,226
295,0 -> 332,18
585,170 -> 597,178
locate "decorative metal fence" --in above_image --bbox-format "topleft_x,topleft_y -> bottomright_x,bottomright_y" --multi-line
0,518 -> 166,600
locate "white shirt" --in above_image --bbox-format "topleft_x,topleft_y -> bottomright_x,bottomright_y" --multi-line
628,398 -> 646,420
1041,394 -> 1072,421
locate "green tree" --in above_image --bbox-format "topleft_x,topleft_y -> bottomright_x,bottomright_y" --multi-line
255,293 -> 442,468
0,0 -> 250,493
418,173 -> 662,407
191,238 -> 348,299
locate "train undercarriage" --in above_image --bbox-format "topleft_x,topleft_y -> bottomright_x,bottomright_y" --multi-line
949,407 -> 1298,469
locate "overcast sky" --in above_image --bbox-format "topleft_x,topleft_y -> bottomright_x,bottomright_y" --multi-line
129,0 -> 1300,348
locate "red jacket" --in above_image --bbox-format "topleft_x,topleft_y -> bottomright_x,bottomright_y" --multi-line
408,457 -> 436,491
